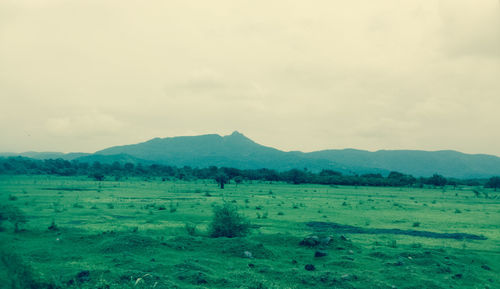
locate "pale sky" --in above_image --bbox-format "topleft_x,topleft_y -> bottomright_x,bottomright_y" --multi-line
1,0 -> 499,155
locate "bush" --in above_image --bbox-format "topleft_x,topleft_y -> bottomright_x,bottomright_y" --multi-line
0,205 -> 27,232
210,202 -> 250,238
185,222 -> 197,236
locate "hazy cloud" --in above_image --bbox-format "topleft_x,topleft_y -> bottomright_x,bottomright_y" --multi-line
0,0 -> 499,155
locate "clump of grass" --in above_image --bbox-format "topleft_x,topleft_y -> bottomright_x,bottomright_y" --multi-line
48,220 -> 59,231
107,203 -> 115,209
412,222 -> 421,227
8,194 -> 18,201
72,203 -> 84,209
455,209 -> 462,214
277,211 -> 284,216
411,242 -> 422,248
210,202 -> 250,238
389,240 -> 397,248
185,222 -> 197,236
169,202 -> 177,213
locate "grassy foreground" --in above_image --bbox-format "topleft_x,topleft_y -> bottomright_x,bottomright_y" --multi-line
0,175 -> 498,288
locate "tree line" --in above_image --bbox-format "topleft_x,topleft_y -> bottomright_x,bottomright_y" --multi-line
1,156 -> 499,190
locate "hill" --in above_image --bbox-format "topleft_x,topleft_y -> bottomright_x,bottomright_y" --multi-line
91,131 -> 500,178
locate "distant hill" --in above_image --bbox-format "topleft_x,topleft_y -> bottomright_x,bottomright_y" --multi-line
4,131 -> 500,178
93,132 -> 357,174
0,151 -> 89,160
91,131 -> 500,178
307,149 -> 500,179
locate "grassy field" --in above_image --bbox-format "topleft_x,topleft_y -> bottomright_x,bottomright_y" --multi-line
0,175 -> 499,289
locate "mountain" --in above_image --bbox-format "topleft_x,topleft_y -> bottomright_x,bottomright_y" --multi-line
4,132 -> 500,178
93,131 -> 356,173
90,131 -> 500,178
0,151 -> 89,160
307,149 -> 500,179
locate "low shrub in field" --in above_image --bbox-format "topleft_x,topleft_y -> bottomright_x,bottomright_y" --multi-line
0,204 -> 27,232
185,222 -> 197,236
210,203 -> 250,238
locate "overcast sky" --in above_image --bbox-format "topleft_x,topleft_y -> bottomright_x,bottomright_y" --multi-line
1,0 -> 499,155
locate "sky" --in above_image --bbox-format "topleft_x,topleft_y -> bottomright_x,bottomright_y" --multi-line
1,0 -> 499,155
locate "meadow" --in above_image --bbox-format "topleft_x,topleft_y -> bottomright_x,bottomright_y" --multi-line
0,175 -> 498,289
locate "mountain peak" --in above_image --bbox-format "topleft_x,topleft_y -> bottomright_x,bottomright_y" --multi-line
228,131 -> 245,137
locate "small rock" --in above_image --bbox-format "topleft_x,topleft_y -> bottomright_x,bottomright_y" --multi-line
292,259 -> 298,264
304,264 -> 316,271
320,236 -> 333,246
452,273 -> 463,279
150,258 -> 156,262
348,250 -> 354,255
300,236 -> 320,247
243,251 -> 253,258
248,263 -> 255,268
340,235 -> 348,241
481,265 -> 491,271
314,250 -> 328,258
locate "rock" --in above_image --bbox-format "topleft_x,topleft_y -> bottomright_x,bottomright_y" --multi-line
452,273 -> 463,279
481,265 -> 491,271
300,235 -> 320,247
340,235 -> 348,241
76,270 -> 90,283
248,263 -> 255,268
243,251 -> 253,258
320,236 -> 333,246
304,264 -> 316,271
314,250 -> 328,258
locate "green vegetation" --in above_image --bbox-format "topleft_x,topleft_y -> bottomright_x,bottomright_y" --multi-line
0,175 -> 498,288
0,156 -> 495,189
210,202 -> 250,238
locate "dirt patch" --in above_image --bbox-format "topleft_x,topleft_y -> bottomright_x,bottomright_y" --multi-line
306,222 -> 487,240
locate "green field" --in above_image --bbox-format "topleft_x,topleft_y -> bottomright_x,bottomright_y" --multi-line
1,175 -> 499,288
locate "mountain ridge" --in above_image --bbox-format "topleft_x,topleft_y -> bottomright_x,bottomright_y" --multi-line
2,131 -> 500,178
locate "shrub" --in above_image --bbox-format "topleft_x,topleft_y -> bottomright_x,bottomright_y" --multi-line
209,202 -> 250,238
185,222 -> 197,236
0,205 -> 27,232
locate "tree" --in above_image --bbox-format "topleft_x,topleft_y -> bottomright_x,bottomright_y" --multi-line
0,205 -> 27,232
215,173 -> 229,189
92,173 -> 105,181
485,176 -> 500,191
234,176 -> 243,186
427,174 -> 447,187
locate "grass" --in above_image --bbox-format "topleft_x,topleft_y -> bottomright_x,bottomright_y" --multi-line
0,175 -> 499,288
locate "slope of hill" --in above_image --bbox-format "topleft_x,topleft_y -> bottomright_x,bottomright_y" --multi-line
0,151 -> 89,160
4,132 -> 500,178
94,131 -> 355,173
92,131 -> 500,178
307,149 -> 500,179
